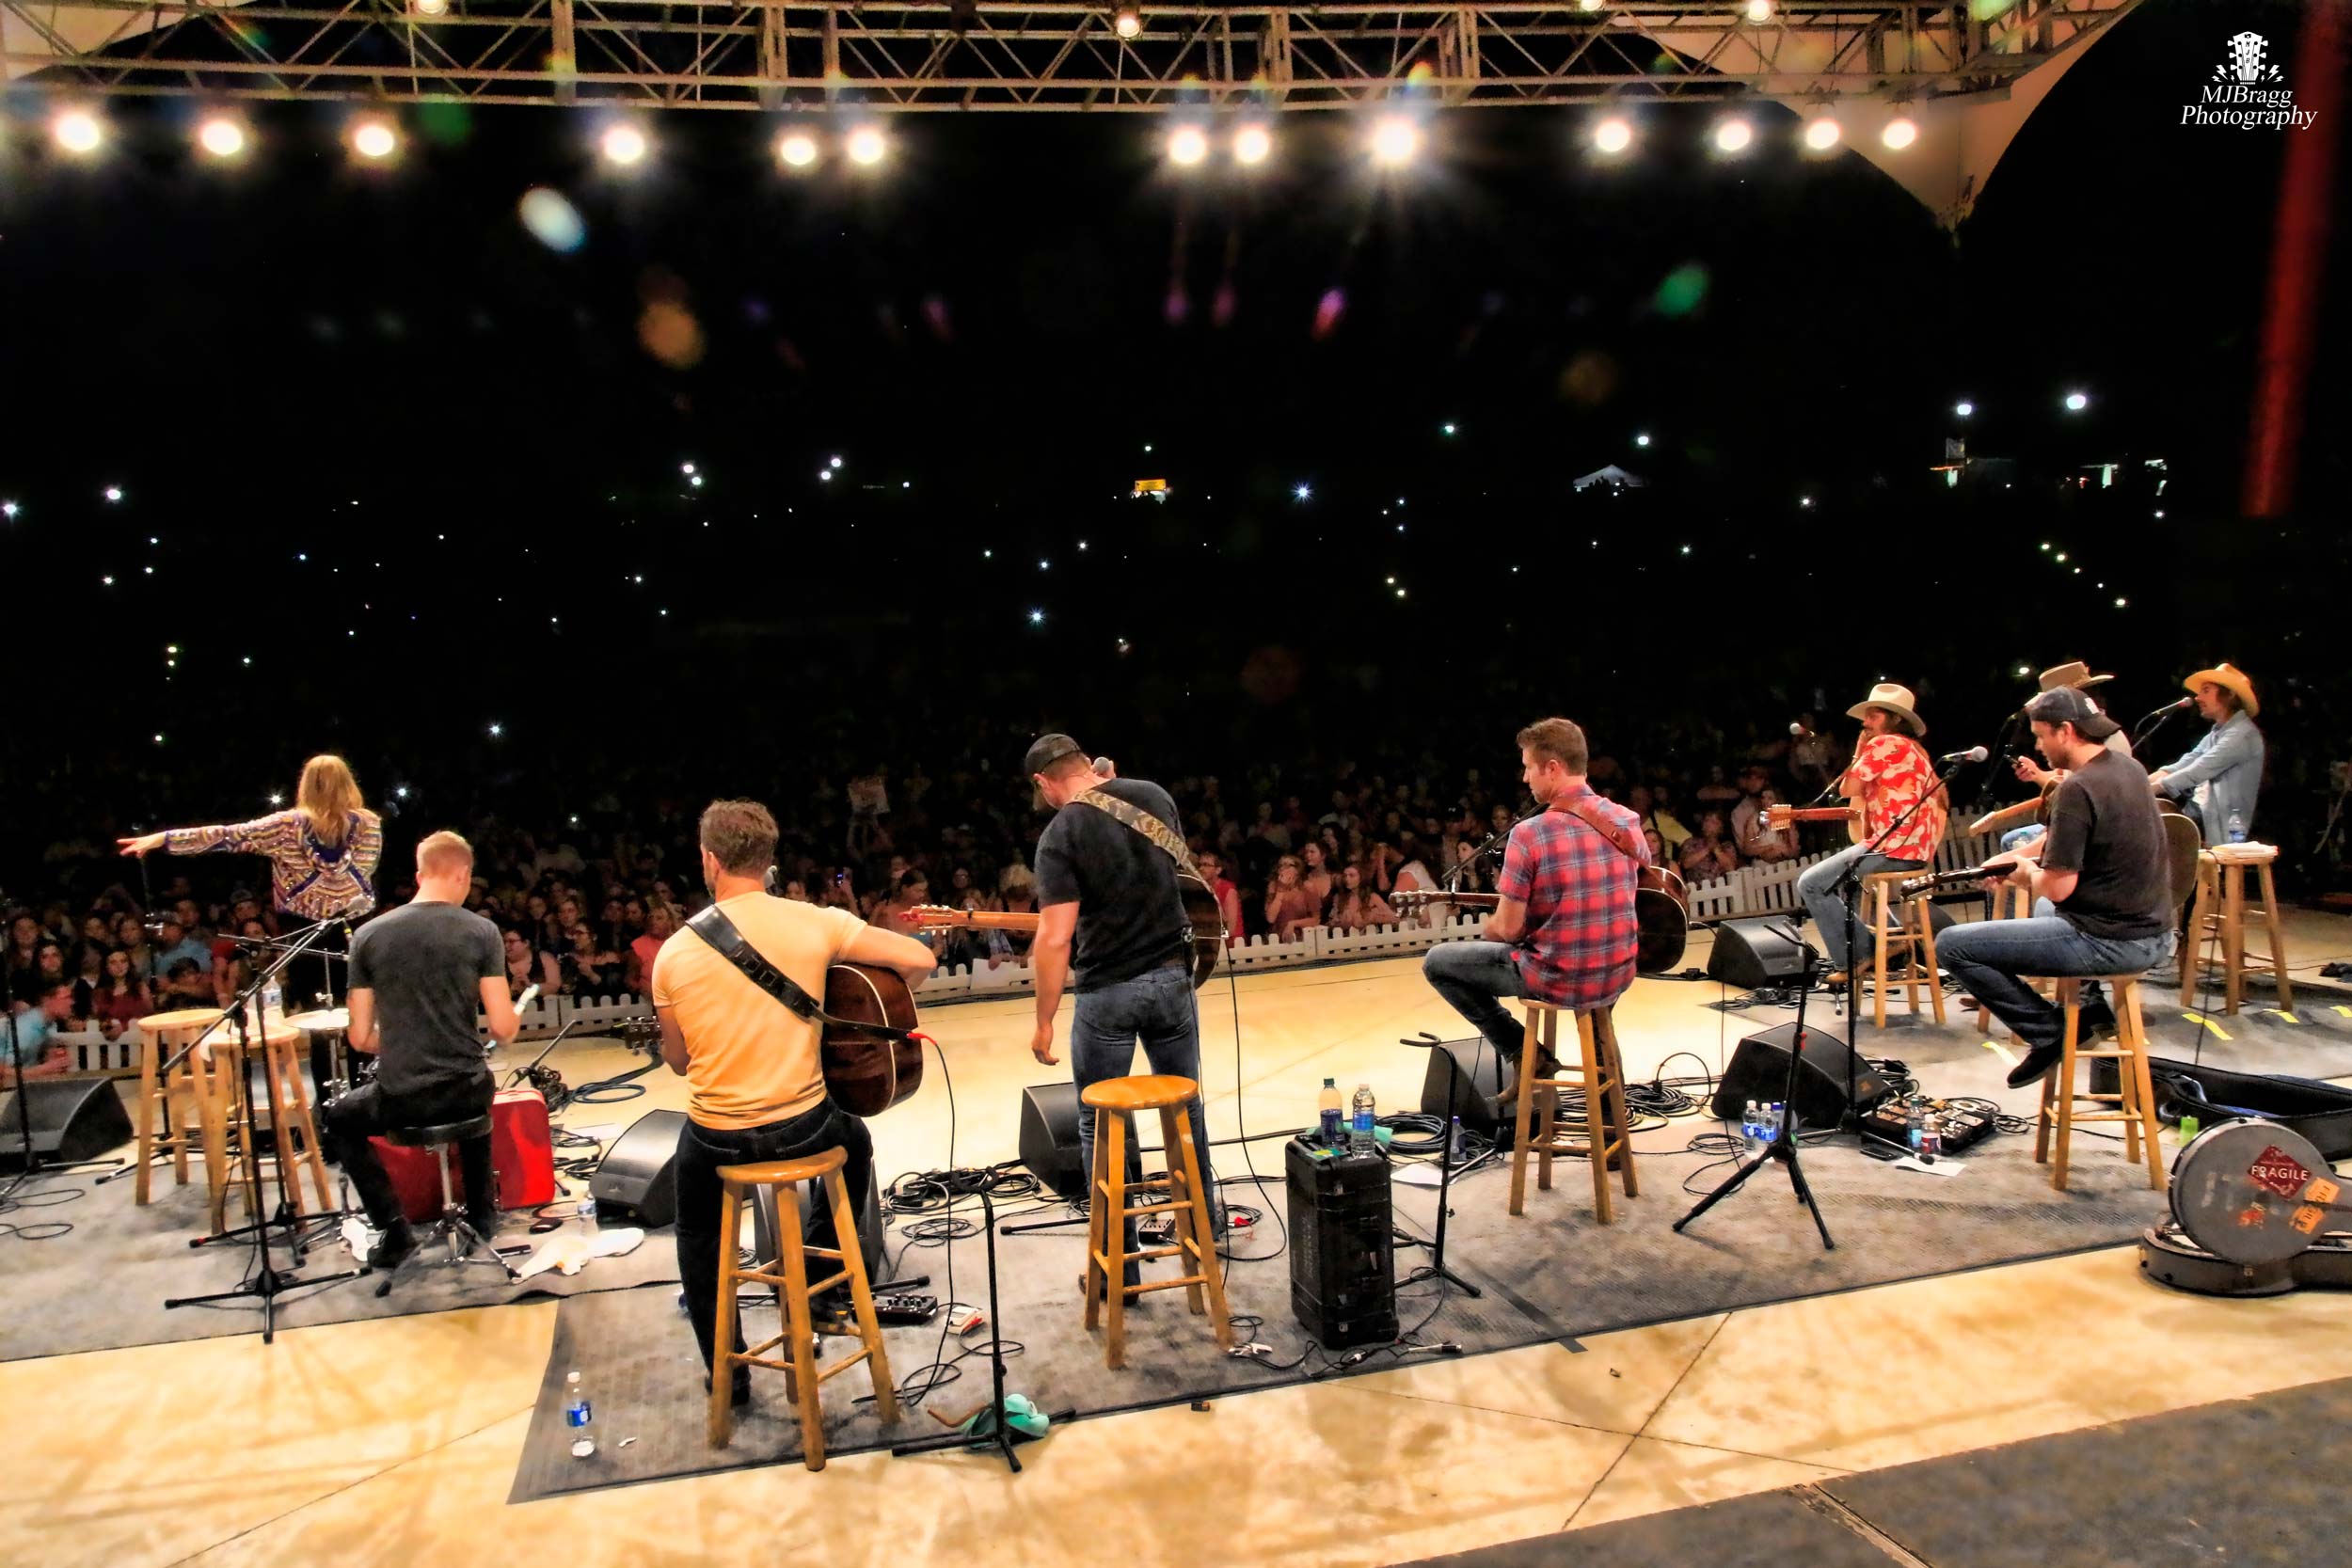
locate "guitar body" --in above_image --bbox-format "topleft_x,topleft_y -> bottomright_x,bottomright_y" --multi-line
819,962 -> 925,1117
1176,871 -> 1228,989
1393,875 -> 1690,974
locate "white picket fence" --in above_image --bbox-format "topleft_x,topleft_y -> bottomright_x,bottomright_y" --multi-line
47,829 -> 1997,1077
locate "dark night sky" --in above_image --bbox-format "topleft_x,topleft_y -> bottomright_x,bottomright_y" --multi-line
1,0 -> 2344,867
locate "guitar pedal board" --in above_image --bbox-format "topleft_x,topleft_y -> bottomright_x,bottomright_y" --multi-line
1858,1098 -> 1996,1157
874,1293 -> 941,1326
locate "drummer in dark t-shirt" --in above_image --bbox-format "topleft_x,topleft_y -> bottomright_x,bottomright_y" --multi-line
328,830 -> 520,1269
1936,688 -> 2176,1090
1023,734 -> 1218,1285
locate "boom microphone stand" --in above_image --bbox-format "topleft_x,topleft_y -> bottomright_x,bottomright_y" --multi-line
1397,1033 -> 1482,1297
1831,752 -> 1976,1121
1675,943 -> 1836,1250
164,919 -> 361,1342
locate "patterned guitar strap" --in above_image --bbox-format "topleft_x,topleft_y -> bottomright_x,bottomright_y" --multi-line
1075,788 -> 1204,883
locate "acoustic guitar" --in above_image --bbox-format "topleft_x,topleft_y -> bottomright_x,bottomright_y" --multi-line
818,962 -> 925,1117
1391,871 -> 1691,975
1764,803 -> 1864,842
905,874 -> 1228,990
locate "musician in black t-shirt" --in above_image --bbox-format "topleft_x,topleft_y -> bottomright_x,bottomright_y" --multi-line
328,831 -> 520,1269
1024,734 -> 1216,1281
1936,689 -> 2175,1089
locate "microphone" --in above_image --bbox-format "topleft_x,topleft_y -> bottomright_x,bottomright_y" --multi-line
1788,721 -> 1805,736
1938,746 -> 1990,765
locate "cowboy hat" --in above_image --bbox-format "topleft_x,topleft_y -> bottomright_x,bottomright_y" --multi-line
2184,662 -> 2259,719
1845,682 -> 1926,738
2037,660 -> 2114,692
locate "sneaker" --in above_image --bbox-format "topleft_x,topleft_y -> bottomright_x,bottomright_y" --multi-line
703,1368 -> 754,1407
2006,1042 -> 2065,1089
365,1226 -> 419,1271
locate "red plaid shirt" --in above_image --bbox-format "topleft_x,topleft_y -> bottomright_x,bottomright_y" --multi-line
1496,785 -> 1646,1009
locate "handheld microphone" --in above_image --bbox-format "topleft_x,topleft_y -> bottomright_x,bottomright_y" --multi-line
1938,746 -> 1990,765
1788,721 -> 1805,736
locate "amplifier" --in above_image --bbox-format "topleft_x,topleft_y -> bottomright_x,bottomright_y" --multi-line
1285,1136 -> 1397,1349
1856,1097 -> 1996,1157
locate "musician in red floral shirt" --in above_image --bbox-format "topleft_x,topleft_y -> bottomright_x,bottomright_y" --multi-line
1423,718 -> 1646,1092
1798,683 -> 1948,979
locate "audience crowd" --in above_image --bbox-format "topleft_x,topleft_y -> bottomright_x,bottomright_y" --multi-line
5,707 -> 1857,1063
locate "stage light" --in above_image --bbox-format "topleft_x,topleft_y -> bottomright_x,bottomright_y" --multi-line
1028,609 -> 1046,626
1712,119 -> 1753,153
689,474 -> 704,487
349,118 -> 398,160
104,485 -> 124,502
1593,117 -> 1633,154
1745,0 -> 1772,18
1955,400 -> 1974,417
1168,125 -> 1209,166
198,116 -> 248,159
830,455 -> 844,467
1441,422 -> 1456,436
600,123 -> 648,166
1,501 -> 17,519
846,125 -> 888,166
1882,117 -> 1918,150
682,462 -> 696,475
1294,483 -> 1312,501
1634,433 -> 1651,448
777,130 -> 819,169
2114,597 -> 2128,608
52,107 -> 104,155
1577,0 -> 1605,10
269,793 -> 284,806
2015,665 -> 2030,677
487,721 -> 504,737
412,0 -> 448,13
2064,390 -> 2090,411
1234,123 -> 1273,166
1114,6 -> 1142,39
1801,496 -> 1814,508
1370,116 -> 1422,166
1803,118 -> 1841,151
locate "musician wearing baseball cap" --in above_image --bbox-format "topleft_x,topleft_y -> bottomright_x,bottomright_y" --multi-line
2002,661 -> 2133,853
1938,688 -> 2175,1088
2149,662 -> 2265,847
1795,682 -> 1947,982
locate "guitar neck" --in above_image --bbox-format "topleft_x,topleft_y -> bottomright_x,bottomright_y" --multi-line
912,909 -> 1041,933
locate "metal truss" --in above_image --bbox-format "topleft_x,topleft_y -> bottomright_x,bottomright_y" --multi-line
3,0 -> 2140,112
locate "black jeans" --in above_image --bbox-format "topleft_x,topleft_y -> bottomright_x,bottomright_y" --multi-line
674,1101 -> 873,1382
324,1074 -> 497,1233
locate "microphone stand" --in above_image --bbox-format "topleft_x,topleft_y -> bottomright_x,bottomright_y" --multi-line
2130,701 -> 2190,757
1396,1033 -> 1482,1297
164,919 -> 362,1343
1833,751 -> 1976,1121
1675,945 -> 1835,1249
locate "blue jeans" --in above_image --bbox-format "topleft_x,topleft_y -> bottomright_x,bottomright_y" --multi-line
1935,900 -> 2174,1053
1422,941 -> 1532,1058
2001,824 -> 2046,852
1071,960 -> 1215,1258
1798,844 -> 1926,970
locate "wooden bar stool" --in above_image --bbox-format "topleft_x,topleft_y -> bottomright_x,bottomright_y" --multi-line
188,1021 -> 317,1232
1861,871 -> 1946,1030
133,1007 -> 229,1207
1082,1074 -> 1232,1370
706,1147 -> 898,1469
2181,844 -> 2293,1016
2034,974 -> 2166,1193
1508,1001 -> 1638,1224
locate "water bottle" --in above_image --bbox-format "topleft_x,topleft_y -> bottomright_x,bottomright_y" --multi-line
1920,1110 -> 1944,1163
564,1370 -> 596,1458
579,1195 -> 599,1235
1741,1100 -> 1763,1158
1906,1098 -> 1927,1155
1350,1084 -> 1376,1152
2226,811 -> 2248,845
1318,1078 -> 1345,1146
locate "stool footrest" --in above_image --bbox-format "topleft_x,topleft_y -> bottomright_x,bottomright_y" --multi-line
816,1348 -> 877,1386
1133,1275 -> 1214,1296
1115,1199 -> 1195,1221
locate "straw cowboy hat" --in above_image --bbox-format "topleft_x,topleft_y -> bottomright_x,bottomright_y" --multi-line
1846,682 -> 1926,737
2185,662 -> 2260,719
2037,660 -> 2114,692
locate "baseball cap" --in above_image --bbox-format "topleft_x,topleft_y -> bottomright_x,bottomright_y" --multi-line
2025,686 -> 2122,740
1023,733 -> 1088,809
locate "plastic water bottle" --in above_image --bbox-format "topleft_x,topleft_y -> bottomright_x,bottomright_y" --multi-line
1741,1100 -> 1764,1158
1920,1110 -> 1944,1163
564,1370 -> 596,1458
1350,1084 -> 1376,1152
1906,1099 -> 1927,1155
578,1195 -> 599,1235
2226,811 -> 2248,845
1319,1078 -> 1345,1146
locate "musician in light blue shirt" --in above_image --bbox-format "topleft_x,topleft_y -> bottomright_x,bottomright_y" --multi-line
2151,663 -> 2265,847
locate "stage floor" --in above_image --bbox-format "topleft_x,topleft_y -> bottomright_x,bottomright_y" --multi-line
6,910 -> 2352,1568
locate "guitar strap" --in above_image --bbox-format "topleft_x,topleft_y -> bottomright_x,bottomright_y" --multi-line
685,902 -> 912,1042
1075,788 -> 1204,882
1550,794 -> 1647,867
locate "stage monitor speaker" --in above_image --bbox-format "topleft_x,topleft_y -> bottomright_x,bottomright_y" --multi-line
0,1077 -> 134,1166
590,1109 -> 686,1227
1018,1082 -> 1088,1199
749,1157 -> 887,1286
1708,1022 -> 1890,1130
1707,916 -> 1813,989
1416,1037 -> 1511,1143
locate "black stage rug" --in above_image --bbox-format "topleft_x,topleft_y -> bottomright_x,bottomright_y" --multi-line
1398,1375 -> 2352,1568
510,1013 -> 2226,1500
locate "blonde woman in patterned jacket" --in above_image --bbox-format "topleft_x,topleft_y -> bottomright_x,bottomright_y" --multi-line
119,754 -> 385,925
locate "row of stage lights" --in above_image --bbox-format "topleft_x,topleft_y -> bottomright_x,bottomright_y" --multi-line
31,101 -> 1921,172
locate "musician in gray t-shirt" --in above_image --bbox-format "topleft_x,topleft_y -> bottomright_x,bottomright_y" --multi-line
326,832 -> 520,1268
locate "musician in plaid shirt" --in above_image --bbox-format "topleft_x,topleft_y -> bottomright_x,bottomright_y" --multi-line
1423,718 -> 1646,1088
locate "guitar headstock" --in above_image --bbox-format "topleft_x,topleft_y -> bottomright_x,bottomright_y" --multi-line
903,904 -> 969,928
1388,890 -> 1444,907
